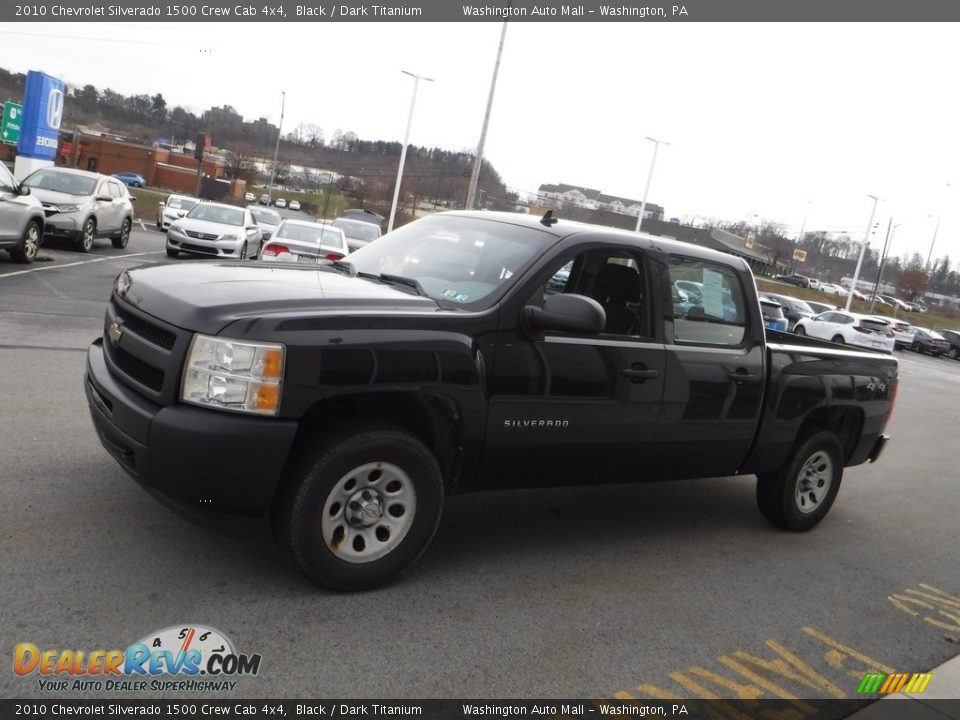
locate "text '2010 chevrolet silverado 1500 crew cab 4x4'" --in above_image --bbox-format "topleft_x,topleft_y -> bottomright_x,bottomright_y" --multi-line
85,211 -> 897,591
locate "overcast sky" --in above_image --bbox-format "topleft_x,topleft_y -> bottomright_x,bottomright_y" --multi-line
1,21 -> 958,263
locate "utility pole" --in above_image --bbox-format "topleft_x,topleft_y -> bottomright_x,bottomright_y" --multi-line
635,136 -> 669,232
268,91 -> 286,205
466,21 -> 508,210
845,195 -> 881,312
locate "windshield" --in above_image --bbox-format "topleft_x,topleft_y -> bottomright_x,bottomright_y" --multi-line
276,222 -> 345,249
23,169 -> 97,196
186,204 -> 244,226
791,299 -> 814,314
347,214 -> 557,308
334,219 -> 381,241
167,197 -> 199,211
252,208 -> 281,225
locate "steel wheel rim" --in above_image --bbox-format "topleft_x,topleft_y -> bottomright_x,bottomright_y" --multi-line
24,225 -> 39,259
795,450 -> 833,514
321,461 -> 417,564
82,221 -> 95,250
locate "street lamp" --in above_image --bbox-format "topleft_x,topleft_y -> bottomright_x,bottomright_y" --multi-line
635,136 -> 669,232
388,70 -> 434,233
926,182 -> 952,271
466,21 -> 509,211
267,91 -> 286,205
869,215 -> 932,312
845,194 -> 882,312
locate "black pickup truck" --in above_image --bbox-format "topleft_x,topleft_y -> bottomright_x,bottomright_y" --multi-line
85,211 -> 897,590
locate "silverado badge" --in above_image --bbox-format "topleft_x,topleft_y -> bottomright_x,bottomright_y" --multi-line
108,322 -> 123,345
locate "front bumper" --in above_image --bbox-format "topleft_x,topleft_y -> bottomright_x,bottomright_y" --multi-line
167,228 -> 245,257
84,338 -> 298,534
42,213 -> 82,236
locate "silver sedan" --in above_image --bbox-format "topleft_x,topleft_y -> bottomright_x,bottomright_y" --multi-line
165,203 -> 261,259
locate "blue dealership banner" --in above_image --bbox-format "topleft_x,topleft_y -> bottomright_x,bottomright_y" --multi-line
17,70 -> 65,160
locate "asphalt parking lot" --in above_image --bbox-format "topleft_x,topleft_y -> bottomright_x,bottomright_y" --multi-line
1,229 -> 958,701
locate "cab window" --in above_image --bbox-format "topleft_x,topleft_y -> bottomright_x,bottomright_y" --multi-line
669,256 -> 746,346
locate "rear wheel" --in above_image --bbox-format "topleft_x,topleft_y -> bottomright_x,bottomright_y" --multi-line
279,423 -> 443,591
76,218 -> 96,253
831,334 -> 844,345
10,221 -> 41,264
757,430 -> 844,531
111,218 -> 131,249
794,326 -> 806,336
949,347 -> 959,360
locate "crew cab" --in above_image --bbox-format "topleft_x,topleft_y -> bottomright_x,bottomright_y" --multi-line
85,211 -> 898,591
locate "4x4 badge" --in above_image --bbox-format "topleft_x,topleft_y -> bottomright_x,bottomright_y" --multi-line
108,322 -> 123,345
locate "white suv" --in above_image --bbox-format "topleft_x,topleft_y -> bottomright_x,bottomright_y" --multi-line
0,162 -> 45,263
22,167 -> 134,252
794,310 -> 895,353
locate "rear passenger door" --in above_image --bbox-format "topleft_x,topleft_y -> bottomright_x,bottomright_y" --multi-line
483,243 -> 668,488
656,254 -> 765,479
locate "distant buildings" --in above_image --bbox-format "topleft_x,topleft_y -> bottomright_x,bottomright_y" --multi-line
536,182 -> 664,220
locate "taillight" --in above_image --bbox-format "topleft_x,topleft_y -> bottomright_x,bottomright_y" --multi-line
262,243 -> 290,257
885,378 -> 898,423
324,252 -> 344,261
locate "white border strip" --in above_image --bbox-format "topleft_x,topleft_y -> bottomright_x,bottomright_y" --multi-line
0,251 -> 163,279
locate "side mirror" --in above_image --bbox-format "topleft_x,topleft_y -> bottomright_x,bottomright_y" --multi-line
129,196 -> 137,202
523,294 -> 605,338
158,201 -> 165,207
18,185 -> 30,196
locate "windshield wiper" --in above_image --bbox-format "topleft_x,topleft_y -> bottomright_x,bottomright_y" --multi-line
357,272 -> 428,298
320,260 -> 356,276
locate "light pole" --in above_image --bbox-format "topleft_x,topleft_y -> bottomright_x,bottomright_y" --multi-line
796,200 -> 812,243
869,215 -> 931,312
635,136 -> 669,232
845,195 -> 882,312
267,91 -> 286,205
926,182 -> 952,271
466,21 -> 508,211
388,70 -> 434,233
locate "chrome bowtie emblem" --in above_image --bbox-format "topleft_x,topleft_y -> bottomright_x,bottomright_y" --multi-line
108,322 -> 123,345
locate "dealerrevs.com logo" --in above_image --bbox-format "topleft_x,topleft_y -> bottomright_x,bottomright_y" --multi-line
14,625 -> 262,692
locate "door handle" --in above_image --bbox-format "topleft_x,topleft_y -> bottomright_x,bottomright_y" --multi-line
728,369 -> 761,384
621,364 -> 660,382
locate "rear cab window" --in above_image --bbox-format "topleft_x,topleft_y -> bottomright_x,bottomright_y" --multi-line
669,256 -> 748,346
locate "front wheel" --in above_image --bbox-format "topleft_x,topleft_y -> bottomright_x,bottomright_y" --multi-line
279,424 -> 444,591
10,220 -> 41,263
76,218 -> 96,253
831,334 -> 844,345
912,341 -> 922,353
111,218 -> 131,249
165,248 -> 179,258
794,325 -> 806,336
948,347 -> 959,360
756,430 -> 844,531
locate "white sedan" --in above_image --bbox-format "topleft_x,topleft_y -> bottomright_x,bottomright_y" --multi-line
819,282 -> 848,296
289,200 -> 301,212
794,310 -> 895,353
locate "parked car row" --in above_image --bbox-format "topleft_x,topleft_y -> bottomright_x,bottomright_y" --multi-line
760,290 -> 959,359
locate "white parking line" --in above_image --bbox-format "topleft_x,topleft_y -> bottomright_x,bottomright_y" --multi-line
0,251 -> 164,279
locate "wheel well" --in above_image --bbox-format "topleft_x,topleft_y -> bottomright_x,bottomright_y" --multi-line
271,392 -> 461,524
26,215 -> 44,235
795,406 -> 863,463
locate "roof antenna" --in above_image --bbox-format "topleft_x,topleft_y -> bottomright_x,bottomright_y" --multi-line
540,209 -> 559,227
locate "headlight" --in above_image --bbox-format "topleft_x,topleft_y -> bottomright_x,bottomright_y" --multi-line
181,335 -> 285,416
219,231 -> 242,242
56,203 -> 81,212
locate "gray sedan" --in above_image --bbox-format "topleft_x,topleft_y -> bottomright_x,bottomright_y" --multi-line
166,203 -> 261,259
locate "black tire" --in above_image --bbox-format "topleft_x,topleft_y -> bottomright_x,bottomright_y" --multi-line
279,423 -> 444,591
111,218 -> 131,249
10,220 -> 41,264
166,248 -> 179,258
912,341 -> 922,353
756,430 -> 844,531
76,218 -> 96,253
239,241 -> 247,260
795,325 -> 806,336
949,347 -> 959,360
831,334 -> 844,345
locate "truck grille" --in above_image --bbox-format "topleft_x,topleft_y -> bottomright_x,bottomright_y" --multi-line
103,296 -> 191,405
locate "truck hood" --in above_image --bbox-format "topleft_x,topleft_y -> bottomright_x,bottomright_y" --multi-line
121,262 -> 440,335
